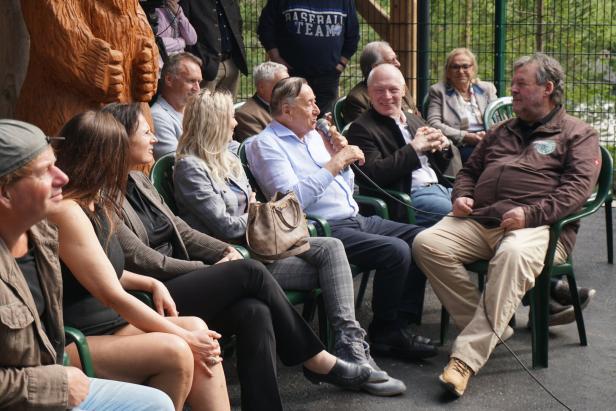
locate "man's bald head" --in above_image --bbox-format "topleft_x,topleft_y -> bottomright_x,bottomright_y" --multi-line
367,63 -> 406,89
367,64 -> 407,119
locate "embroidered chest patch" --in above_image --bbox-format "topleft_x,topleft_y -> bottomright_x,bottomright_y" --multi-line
532,140 -> 556,155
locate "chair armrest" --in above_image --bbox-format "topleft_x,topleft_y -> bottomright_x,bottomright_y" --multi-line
383,189 -> 415,224
64,326 -> 96,377
128,290 -> 154,309
307,222 -> 317,237
232,244 -> 251,259
306,214 -> 332,237
354,195 -> 390,219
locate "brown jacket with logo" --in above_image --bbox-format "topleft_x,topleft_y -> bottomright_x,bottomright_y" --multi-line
453,107 -> 601,255
0,221 -> 68,410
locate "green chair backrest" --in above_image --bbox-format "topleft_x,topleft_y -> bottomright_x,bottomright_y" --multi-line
484,96 -> 514,129
150,152 -> 178,214
421,93 -> 430,119
333,95 -> 347,131
593,145 -> 614,208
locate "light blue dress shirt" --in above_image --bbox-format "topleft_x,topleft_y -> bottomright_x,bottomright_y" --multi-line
245,120 -> 358,220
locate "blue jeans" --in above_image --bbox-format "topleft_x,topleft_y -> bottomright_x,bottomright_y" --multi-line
73,378 -> 174,411
411,184 -> 453,227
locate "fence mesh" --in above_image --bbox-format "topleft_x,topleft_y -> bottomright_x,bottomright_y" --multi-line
239,0 -> 616,151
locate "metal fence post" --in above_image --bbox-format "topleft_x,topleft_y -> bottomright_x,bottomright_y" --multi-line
417,0 -> 430,112
494,0 -> 507,96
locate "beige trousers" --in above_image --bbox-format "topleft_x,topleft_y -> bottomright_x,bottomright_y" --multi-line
412,216 -> 567,373
203,58 -> 240,98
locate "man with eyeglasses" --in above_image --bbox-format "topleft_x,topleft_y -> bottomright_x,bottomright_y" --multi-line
343,41 -> 418,124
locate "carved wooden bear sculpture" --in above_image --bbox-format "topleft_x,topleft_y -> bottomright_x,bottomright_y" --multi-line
16,0 -> 159,135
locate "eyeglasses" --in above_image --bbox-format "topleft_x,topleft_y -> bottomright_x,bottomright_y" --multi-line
449,63 -> 473,70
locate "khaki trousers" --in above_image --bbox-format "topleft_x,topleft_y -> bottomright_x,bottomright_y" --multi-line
412,216 -> 567,373
203,58 -> 240,98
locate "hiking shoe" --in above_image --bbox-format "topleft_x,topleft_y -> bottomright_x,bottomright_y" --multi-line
552,280 -> 596,309
439,357 -> 474,397
526,302 -> 576,328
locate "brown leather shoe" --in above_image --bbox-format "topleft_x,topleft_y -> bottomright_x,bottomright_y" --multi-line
439,357 -> 474,397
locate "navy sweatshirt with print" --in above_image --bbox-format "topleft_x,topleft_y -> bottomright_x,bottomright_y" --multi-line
258,0 -> 360,77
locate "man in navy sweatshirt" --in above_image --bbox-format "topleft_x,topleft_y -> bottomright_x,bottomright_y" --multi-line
258,0 -> 360,114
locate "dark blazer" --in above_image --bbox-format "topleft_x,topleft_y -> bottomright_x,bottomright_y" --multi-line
181,0 -> 247,81
348,108 -> 453,221
233,95 -> 272,142
117,171 -> 229,281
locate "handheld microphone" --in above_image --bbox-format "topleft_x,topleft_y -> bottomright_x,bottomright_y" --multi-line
315,118 -> 333,142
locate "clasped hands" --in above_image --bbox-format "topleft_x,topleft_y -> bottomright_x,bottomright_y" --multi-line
151,280 -> 223,376
411,126 -> 450,154
453,197 -> 526,231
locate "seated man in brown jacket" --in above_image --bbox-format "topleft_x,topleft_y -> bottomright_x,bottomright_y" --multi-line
234,61 -> 289,142
412,53 -> 601,398
0,120 -> 173,410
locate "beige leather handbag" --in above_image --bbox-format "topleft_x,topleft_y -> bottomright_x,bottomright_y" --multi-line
246,191 -> 310,261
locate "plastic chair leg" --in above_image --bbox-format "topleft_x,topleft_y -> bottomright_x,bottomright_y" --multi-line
355,271 -> 372,310
566,274 -> 588,346
317,297 -> 333,351
605,199 -> 613,264
531,274 -> 551,368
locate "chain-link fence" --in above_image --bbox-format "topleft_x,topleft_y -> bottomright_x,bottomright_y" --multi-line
239,0 -> 616,151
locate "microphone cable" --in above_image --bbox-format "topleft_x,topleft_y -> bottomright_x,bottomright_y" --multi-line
349,163 -> 502,225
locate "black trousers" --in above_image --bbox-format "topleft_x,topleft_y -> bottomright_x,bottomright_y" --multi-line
329,215 -> 426,328
164,259 -> 324,411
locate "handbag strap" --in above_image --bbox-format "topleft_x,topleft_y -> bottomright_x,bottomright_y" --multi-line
274,200 -> 302,229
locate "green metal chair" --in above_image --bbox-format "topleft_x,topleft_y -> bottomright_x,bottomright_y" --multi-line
333,95 -> 347,131
439,145 -> 613,368
483,96 -> 514,129
150,152 -> 178,214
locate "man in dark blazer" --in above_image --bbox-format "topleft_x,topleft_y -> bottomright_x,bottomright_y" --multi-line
234,61 -> 289,142
343,41 -> 417,124
348,64 -> 453,227
181,0 -> 247,97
